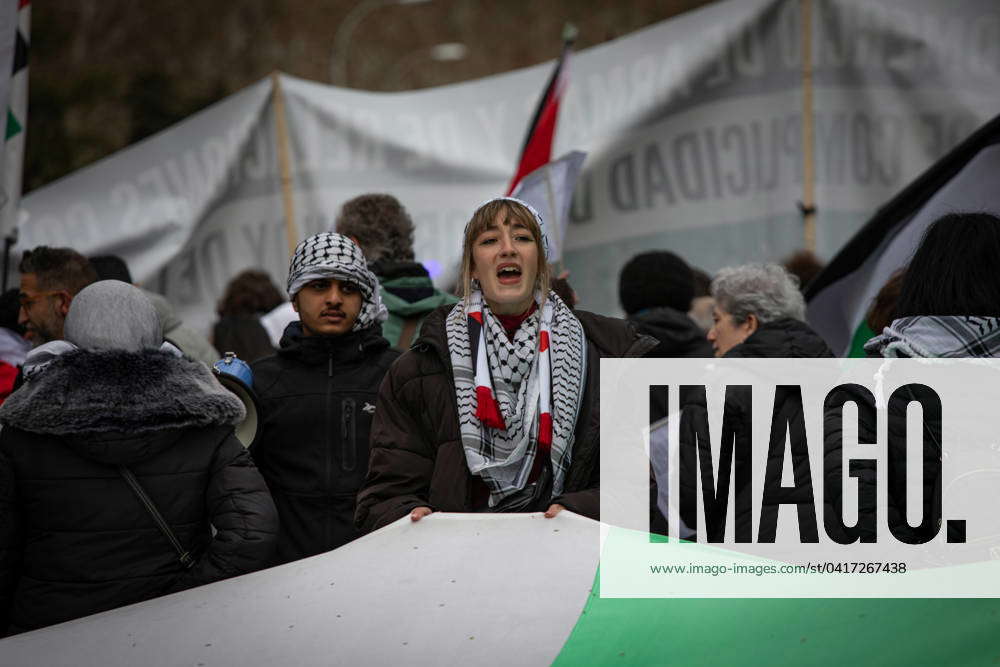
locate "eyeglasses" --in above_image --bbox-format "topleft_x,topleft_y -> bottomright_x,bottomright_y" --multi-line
18,290 -> 63,308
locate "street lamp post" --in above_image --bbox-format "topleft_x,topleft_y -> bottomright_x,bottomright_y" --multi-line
388,42 -> 467,90
330,0 -> 431,87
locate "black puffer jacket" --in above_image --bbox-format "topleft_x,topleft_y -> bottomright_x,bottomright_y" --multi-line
724,318 -> 834,359
0,349 -> 278,635
251,322 -> 399,564
674,318 -> 834,540
355,305 -> 657,532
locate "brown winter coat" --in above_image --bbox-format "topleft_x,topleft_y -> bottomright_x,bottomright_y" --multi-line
355,304 -> 657,532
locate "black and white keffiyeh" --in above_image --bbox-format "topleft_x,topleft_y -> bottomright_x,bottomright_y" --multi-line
286,232 -> 387,331
446,289 -> 587,506
865,316 -> 1000,358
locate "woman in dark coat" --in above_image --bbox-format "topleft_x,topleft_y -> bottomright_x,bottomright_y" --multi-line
356,198 -> 655,532
672,263 -> 833,540
0,281 -> 278,635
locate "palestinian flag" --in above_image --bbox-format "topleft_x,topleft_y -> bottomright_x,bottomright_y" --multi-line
1,0 -> 29,241
510,150 -> 587,263
505,34 -> 573,196
806,113 -> 1000,356
5,513 -> 999,665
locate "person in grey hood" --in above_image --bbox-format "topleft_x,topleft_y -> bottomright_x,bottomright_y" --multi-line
0,280 -> 278,635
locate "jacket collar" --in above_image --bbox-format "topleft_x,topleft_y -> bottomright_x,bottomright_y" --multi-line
725,318 -> 834,358
628,307 -> 708,352
278,320 -> 390,365
412,304 -> 454,362
370,259 -> 430,281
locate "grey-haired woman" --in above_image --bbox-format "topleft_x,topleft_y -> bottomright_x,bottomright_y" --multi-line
707,263 -> 832,358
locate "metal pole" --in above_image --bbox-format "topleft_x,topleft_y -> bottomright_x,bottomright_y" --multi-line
330,0 -> 431,86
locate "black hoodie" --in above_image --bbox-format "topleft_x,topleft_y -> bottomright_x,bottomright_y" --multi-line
251,322 -> 399,564
629,306 -> 713,423
628,306 -> 713,359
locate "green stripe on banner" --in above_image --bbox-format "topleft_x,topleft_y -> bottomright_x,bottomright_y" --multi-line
555,567 -> 1000,666
5,109 -> 20,140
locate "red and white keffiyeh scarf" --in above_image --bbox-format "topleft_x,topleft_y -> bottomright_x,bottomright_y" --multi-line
446,289 -> 587,506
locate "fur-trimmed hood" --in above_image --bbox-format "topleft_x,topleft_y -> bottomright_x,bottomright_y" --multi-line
0,348 -> 244,462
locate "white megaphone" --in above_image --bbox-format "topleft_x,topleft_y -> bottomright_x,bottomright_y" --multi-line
212,352 -> 260,449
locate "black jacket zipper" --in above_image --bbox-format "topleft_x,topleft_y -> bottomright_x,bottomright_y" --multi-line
342,397 -> 356,472
325,353 -> 333,547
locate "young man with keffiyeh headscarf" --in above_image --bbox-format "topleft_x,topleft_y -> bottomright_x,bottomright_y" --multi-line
251,233 -> 399,564
355,198 -> 656,532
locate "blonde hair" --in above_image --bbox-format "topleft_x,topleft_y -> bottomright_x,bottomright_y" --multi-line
460,199 -> 551,303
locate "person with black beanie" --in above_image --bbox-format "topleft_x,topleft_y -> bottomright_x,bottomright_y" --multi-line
619,250 -> 713,361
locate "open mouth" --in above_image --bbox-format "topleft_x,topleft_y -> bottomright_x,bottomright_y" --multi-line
496,264 -> 522,284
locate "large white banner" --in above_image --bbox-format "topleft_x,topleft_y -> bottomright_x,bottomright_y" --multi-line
17,0 -> 1000,335
0,513 -> 599,666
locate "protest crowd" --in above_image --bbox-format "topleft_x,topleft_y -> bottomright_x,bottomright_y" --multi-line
0,0 -> 1000,648
0,180 -> 991,634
